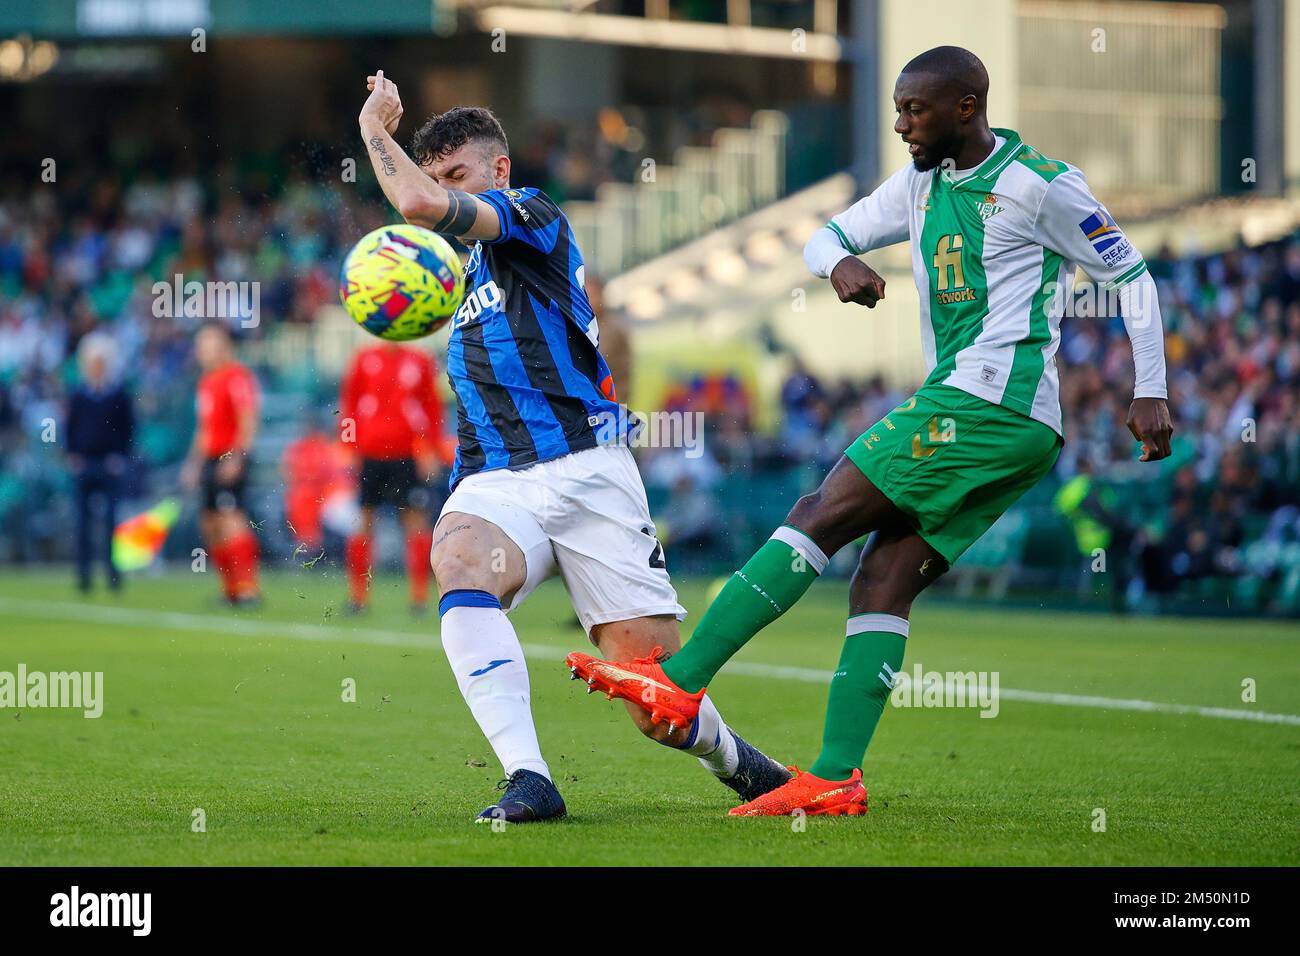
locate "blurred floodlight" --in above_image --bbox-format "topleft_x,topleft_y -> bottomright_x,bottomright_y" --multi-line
626,287 -> 665,320
745,231 -> 784,264
788,217 -> 825,244
705,250 -> 748,285
0,36 -> 60,81
666,269 -> 704,302
0,41 -> 23,78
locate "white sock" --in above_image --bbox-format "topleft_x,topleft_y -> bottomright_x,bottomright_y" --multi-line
681,694 -> 739,778
439,602 -> 551,781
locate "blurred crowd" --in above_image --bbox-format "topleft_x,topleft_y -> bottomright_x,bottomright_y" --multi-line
642,229 -> 1300,606
0,91 -> 763,439
1056,237 -> 1300,589
761,234 -> 1300,488
0,92 -> 769,565
0,164 -> 383,559
0,89 -> 761,440
1,150 -> 1298,609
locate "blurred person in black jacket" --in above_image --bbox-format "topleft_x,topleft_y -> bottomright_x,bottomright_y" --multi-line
66,333 -> 134,593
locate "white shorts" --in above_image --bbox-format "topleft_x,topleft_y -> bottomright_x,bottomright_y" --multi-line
439,444 -> 686,635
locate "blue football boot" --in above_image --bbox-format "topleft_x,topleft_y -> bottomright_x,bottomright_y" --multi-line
475,769 -> 567,824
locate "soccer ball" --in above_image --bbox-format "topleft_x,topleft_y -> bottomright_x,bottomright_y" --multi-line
339,224 -> 465,341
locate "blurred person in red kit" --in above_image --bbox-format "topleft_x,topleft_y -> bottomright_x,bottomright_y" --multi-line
339,340 -> 453,615
180,321 -> 262,607
281,412 -> 357,554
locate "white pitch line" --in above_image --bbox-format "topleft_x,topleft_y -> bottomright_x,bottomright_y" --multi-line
2,597 -> 1298,727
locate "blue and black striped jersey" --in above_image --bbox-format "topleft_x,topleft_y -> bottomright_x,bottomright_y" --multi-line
445,186 -> 632,489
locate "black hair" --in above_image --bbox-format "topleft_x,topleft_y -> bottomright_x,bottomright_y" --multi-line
410,106 -> 509,168
900,46 -> 990,107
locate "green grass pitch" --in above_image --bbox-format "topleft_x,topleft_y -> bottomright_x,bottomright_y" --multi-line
0,569 -> 1296,866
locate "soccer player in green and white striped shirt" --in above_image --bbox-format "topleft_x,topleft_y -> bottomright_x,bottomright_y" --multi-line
566,45 -> 1173,817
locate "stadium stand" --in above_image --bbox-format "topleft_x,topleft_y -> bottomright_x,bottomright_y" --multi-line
1,147 -> 1298,613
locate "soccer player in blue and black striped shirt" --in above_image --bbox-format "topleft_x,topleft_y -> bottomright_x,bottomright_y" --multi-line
359,72 -> 790,822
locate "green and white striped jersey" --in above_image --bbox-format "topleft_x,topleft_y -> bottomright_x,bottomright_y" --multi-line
815,129 -> 1153,435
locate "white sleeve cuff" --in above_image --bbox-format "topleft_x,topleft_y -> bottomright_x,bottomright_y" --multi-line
804,227 -> 856,278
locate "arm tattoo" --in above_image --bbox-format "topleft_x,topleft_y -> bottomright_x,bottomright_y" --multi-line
368,136 -> 397,177
432,189 -> 479,235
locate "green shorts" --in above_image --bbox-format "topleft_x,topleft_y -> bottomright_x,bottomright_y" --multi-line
844,384 -> 1062,565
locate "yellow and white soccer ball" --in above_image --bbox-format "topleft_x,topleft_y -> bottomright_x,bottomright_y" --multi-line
339,224 -> 465,341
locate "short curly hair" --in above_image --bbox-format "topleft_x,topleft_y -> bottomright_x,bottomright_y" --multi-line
410,106 -> 510,168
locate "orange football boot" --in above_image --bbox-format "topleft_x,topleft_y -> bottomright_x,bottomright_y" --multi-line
728,767 -> 868,817
565,645 -> 705,732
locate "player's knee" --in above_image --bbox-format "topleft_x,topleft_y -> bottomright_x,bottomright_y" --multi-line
855,545 -> 891,583
789,498 -> 858,560
786,492 -> 834,539
220,511 -> 246,540
430,546 -> 500,597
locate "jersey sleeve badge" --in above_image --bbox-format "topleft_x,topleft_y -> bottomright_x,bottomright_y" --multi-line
1078,208 -> 1134,266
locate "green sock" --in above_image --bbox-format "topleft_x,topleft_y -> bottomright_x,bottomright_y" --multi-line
663,526 -> 828,692
809,614 -> 909,781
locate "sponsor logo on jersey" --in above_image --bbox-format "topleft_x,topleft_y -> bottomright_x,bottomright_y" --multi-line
936,287 -> 978,305
453,279 -> 502,329
505,190 -> 531,222
1079,207 -> 1134,266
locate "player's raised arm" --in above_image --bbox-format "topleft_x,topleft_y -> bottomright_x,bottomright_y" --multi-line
1033,169 -> 1173,461
358,71 -> 502,241
804,165 -> 912,308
